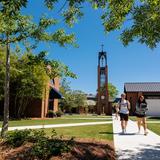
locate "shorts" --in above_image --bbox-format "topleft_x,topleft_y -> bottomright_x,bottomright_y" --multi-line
119,113 -> 129,121
135,113 -> 146,118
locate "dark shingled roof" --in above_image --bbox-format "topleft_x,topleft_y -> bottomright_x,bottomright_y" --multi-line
124,82 -> 160,92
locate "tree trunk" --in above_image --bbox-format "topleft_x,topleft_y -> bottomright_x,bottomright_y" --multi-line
1,41 -> 10,137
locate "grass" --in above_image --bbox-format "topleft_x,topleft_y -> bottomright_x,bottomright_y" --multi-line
129,116 -> 160,121
129,116 -> 160,136
63,114 -> 112,118
44,124 -> 113,141
0,116 -> 112,127
148,123 -> 160,136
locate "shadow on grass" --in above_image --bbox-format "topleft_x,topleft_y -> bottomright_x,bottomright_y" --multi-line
148,116 -> 160,120
99,132 -> 114,135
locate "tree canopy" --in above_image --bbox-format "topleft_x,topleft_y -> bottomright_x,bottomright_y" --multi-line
0,49 -> 76,117
100,83 -> 118,99
59,79 -> 87,113
1,0 -> 159,49
0,0 -> 77,136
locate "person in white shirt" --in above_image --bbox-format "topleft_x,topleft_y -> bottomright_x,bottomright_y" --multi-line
117,93 -> 130,134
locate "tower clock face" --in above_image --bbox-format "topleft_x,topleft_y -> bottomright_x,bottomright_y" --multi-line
101,95 -> 105,100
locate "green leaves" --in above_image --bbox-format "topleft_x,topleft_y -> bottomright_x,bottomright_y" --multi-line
63,6 -> 84,27
0,0 -> 28,16
108,83 -> 118,99
44,0 -> 58,10
102,0 -> 134,32
59,79 -> 87,111
120,1 -> 160,48
100,83 -> 118,99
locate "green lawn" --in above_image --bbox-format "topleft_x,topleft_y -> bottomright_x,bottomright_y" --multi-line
129,116 -> 160,121
0,116 -> 112,127
148,123 -> 160,136
44,124 -> 113,141
129,116 -> 160,136
63,114 -> 112,118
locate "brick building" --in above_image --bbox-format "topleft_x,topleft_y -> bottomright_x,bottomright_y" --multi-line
124,82 -> 160,116
25,77 -> 62,118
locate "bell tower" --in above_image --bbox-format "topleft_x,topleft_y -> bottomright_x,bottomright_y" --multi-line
97,45 -> 109,115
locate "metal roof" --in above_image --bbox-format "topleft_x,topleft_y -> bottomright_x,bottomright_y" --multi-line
124,82 -> 160,92
49,87 -> 62,99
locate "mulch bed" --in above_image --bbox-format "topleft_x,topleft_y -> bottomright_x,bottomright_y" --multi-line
0,138 -> 115,160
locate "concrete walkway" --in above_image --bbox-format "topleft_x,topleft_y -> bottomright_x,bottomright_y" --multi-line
0,121 -> 112,131
112,115 -> 160,160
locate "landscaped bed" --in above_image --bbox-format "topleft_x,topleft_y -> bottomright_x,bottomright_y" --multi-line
0,138 -> 115,160
0,124 -> 115,160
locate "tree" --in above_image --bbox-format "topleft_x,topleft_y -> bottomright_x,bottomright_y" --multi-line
59,0 -> 160,48
100,83 -> 118,99
108,83 -> 118,99
120,1 -> 160,48
0,50 -> 76,118
0,0 -> 75,137
100,0 -> 160,48
59,79 -> 87,113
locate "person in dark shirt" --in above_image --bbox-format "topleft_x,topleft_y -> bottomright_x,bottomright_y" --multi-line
135,95 -> 148,135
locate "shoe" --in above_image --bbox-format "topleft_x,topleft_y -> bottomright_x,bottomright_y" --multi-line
144,131 -> 148,136
122,129 -> 125,134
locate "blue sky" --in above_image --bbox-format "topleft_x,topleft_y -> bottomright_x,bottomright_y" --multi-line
23,1 -> 160,96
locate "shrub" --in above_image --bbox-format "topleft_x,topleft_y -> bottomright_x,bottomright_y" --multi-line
55,110 -> 64,117
5,129 -> 75,159
5,129 -> 31,147
31,129 -> 74,159
28,129 -> 46,143
47,110 -> 56,118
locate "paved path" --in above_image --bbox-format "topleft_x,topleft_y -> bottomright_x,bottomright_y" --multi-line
112,115 -> 160,160
0,121 -> 112,131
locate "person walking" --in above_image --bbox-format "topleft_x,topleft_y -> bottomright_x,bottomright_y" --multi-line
114,104 -> 119,120
135,95 -> 148,135
118,93 -> 130,134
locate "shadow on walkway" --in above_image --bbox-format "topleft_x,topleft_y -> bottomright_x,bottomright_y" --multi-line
117,143 -> 160,160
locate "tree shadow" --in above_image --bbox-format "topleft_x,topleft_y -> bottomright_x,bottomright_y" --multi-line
99,131 -> 114,135
117,143 -> 160,160
99,132 -> 137,136
118,132 -> 136,136
148,116 -> 160,120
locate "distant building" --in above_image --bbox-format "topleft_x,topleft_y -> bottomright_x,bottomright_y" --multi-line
124,82 -> 160,116
86,94 -> 97,113
86,94 -> 112,115
25,77 -> 62,118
